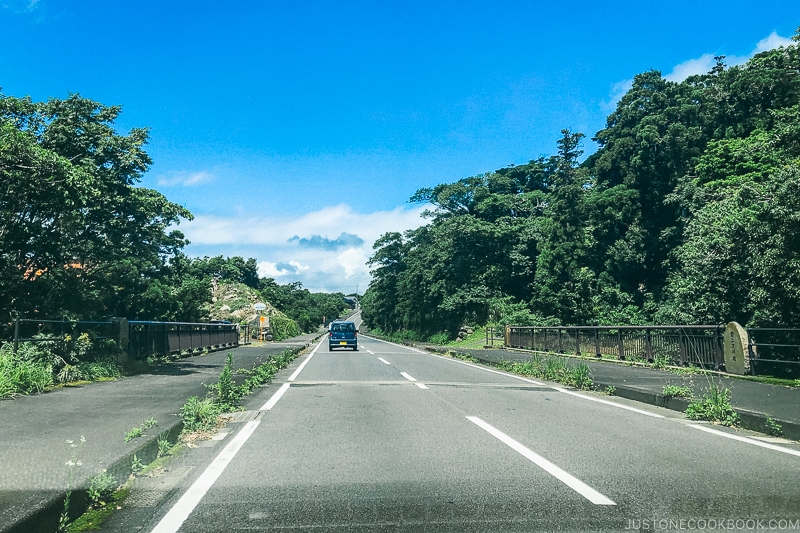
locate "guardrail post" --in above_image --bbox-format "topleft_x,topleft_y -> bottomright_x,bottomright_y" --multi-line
112,318 -> 129,365
13,312 -> 20,355
715,327 -> 724,370
679,330 -> 687,366
645,328 -> 653,361
617,330 -> 625,360
575,328 -> 581,356
594,328 -> 600,358
558,329 -> 563,353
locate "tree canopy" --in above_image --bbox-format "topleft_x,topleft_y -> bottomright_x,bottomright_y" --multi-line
362,32 -> 800,337
0,92 -> 194,321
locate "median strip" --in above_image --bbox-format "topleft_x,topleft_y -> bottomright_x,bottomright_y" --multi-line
466,416 -> 616,506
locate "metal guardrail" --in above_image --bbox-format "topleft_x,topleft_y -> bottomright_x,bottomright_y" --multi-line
501,325 -> 725,370
747,328 -> 800,379
128,321 -> 241,358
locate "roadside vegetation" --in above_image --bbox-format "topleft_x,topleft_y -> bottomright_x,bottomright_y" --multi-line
685,382 -> 741,427
497,356 -> 593,390
180,349 -> 300,434
0,335 -> 121,399
361,31 -> 800,345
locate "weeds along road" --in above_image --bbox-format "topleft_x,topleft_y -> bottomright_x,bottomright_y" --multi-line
107,315 -> 800,532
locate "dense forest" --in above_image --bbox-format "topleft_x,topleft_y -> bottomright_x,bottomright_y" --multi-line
0,93 -> 348,331
362,30 -> 800,338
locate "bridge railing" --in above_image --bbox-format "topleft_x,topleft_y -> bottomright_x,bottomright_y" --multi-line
7,317 -> 249,360
128,321 -> 241,358
502,325 -> 725,370
746,328 -> 800,380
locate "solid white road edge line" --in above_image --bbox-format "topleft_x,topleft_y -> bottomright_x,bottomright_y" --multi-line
150,419 -> 262,533
367,336 -> 667,419
288,338 -> 325,382
150,340 -> 322,533
415,382 -> 429,390
400,371 -> 417,382
551,387 -> 665,419
688,424 -> 800,457
259,383 -> 290,411
378,357 -> 391,365
466,416 -> 616,506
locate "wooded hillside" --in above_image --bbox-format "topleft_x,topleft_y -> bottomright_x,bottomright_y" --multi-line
363,30 -> 800,338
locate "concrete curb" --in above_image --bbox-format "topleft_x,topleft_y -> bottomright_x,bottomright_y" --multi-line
6,336 -> 322,533
417,345 -> 800,442
7,421 -> 185,533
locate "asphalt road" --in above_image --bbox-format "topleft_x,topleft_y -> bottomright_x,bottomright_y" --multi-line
105,315 -> 800,532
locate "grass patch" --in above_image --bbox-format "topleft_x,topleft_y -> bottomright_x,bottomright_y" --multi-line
180,349 -> 301,436
686,381 -> 740,426
64,487 -> 130,533
662,385 -> 693,399
765,417 -> 783,437
448,352 -> 479,363
498,355 -> 593,390
64,437 -> 184,532
123,418 -> 158,442
447,327 -> 488,348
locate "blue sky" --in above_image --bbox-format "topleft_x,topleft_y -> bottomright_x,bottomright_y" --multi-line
1,1 -> 797,292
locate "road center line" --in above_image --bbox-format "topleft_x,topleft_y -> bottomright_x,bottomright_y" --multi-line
378,357 -> 391,365
466,416 -> 616,506
287,338 -> 324,382
688,424 -> 800,457
366,336 -> 544,385
366,336 -> 668,419
367,350 -> 375,354
415,382 -> 429,390
400,371 -> 417,382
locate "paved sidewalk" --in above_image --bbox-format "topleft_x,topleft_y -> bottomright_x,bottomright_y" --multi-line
0,332 -> 323,533
418,343 -> 800,440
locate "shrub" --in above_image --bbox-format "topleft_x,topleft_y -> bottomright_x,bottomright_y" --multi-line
270,315 -> 300,341
686,383 -> 740,426
180,396 -> 222,432
207,353 -> 243,411
663,385 -> 693,399
0,343 -> 54,398
428,332 -> 450,345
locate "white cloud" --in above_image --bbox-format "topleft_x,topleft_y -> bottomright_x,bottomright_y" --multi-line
601,78 -> 633,113
604,30 -> 795,108
666,31 -> 793,82
157,170 -> 215,187
184,204 -> 427,246
182,203 -> 428,292
337,247 -> 369,278
665,54 -> 717,82
754,32 -> 793,54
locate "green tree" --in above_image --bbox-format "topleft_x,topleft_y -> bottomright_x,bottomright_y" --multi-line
0,92 -> 193,321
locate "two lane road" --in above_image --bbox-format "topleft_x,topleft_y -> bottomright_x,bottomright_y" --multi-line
139,328 -> 800,532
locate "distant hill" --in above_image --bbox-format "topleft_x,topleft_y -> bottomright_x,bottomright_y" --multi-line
205,281 -> 283,324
